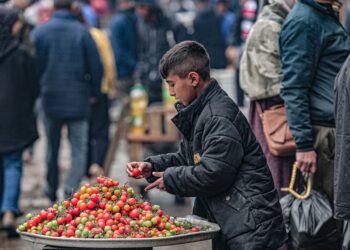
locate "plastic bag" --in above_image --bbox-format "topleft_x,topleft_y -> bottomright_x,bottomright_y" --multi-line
280,190 -> 341,249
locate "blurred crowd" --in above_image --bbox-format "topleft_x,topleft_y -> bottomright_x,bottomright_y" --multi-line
0,0 -> 259,238
1,0 -> 350,248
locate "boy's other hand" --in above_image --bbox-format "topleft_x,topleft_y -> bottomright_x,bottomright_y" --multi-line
296,150 -> 317,174
126,161 -> 153,179
144,172 -> 166,192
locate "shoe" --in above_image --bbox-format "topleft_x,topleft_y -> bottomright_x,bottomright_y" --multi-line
2,224 -> 19,238
1,211 -> 19,238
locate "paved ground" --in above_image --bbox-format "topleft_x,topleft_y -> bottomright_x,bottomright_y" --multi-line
1,78 -> 245,250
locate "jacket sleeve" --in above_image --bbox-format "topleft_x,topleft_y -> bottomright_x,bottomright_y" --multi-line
163,116 -> 244,197
24,51 -> 40,102
240,20 -> 282,98
279,20 -> 321,151
144,139 -> 188,182
83,30 -> 103,98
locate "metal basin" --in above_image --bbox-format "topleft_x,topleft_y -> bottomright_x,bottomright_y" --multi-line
18,217 -> 220,249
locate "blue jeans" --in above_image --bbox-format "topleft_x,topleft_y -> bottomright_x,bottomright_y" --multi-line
0,150 -> 23,215
44,116 -> 88,201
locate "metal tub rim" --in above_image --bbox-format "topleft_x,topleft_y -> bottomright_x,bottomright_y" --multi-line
18,217 -> 220,249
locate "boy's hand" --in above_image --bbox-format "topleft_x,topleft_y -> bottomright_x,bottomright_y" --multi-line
144,172 -> 166,192
126,161 -> 153,179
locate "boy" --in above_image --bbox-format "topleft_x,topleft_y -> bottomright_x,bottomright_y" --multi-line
127,41 -> 286,250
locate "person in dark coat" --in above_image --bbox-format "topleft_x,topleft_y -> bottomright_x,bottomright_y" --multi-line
127,41 -> 286,250
192,0 -> 229,69
0,6 -> 38,238
279,0 -> 350,201
31,0 -> 103,201
280,1 -> 350,247
334,55 -> 350,221
110,0 -> 138,97
135,0 -> 189,104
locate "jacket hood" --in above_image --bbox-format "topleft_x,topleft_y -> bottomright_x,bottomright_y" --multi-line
301,0 -> 337,16
260,0 -> 294,20
0,6 -> 19,61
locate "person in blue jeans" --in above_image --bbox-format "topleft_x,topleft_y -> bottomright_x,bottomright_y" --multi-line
31,0 -> 102,201
0,7 -> 39,238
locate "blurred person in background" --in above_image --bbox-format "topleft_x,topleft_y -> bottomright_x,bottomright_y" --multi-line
226,0 -> 258,107
81,0 -> 99,27
0,6 -> 39,238
6,0 -> 36,50
239,0 -> 296,197
192,0 -> 231,69
110,0 -> 138,98
280,0 -> 350,247
135,0 -> 189,204
135,0 -> 189,104
31,0 -> 103,202
334,53 -> 350,250
5,0 -> 39,164
74,1 -> 117,178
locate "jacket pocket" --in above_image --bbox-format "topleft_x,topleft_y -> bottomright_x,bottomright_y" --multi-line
223,187 -> 248,211
207,187 -> 256,241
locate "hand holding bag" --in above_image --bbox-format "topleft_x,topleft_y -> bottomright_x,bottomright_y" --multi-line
280,163 -> 341,249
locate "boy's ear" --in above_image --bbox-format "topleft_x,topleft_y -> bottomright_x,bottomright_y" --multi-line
188,72 -> 200,87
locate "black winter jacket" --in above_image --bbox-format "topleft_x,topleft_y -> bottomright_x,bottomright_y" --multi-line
0,44 -> 39,153
146,80 -> 286,249
334,55 -> 350,220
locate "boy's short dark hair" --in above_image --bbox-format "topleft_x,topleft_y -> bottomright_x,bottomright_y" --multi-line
159,41 -> 210,81
54,0 -> 72,9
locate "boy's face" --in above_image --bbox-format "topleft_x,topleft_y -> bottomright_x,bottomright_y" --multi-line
165,73 -> 198,106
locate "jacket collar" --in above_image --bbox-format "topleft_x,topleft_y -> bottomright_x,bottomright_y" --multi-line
300,0 -> 336,16
172,79 -> 220,140
52,10 -> 77,20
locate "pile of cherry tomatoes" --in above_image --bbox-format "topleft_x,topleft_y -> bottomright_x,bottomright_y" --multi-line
18,176 -> 204,239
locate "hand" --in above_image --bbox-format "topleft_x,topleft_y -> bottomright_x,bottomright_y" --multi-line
89,97 -> 97,104
126,161 -> 153,179
225,46 -> 239,62
296,150 -> 317,174
144,172 -> 166,192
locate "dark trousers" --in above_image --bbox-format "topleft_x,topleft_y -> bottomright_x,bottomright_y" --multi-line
44,115 -> 88,200
87,94 -> 110,170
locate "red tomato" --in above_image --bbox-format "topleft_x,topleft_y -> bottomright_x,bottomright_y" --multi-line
132,169 -> 141,177
63,200 -> 70,208
90,194 -> 99,203
57,217 -> 65,225
71,198 -> 78,207
65,214 -> 72,223
120,196 -> 127,202
65,229 -> 75,237
39,210 -> 47,220
47,212 -> 55,220
191,227 -> 199,232
129,209 -> 140,219
87,201 -> 95,210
